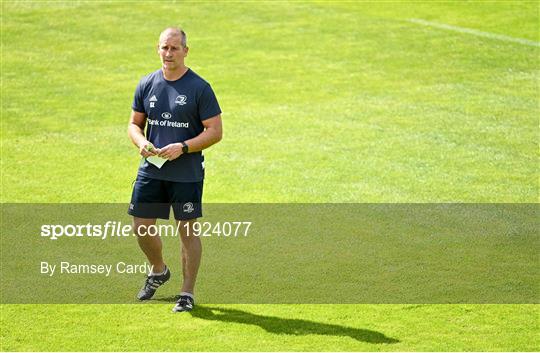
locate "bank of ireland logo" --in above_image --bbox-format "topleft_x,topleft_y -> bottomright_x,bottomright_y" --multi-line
162,112 -> 172,119
183,202 -> 194,213
175,95 -> 187,105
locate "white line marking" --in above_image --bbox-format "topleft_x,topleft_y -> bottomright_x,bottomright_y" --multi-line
408,18 -> 540,48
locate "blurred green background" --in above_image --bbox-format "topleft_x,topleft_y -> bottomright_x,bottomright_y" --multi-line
2,1 -> 538,203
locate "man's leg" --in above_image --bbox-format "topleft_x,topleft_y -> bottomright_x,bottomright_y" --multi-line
128,176 -> 171,300
133,217 -> 165,273
133,216 -> 171,300
176,219 -> 201,294
169,180 -> 203,312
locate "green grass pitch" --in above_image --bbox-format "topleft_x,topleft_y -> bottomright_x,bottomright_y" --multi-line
1,1 -> 538,351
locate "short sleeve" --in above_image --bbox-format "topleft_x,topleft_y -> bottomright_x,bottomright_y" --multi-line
198,84 -> 222,121
131,79 -> 146,113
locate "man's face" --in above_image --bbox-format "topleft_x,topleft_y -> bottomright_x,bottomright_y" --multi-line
157,35 -> 188,71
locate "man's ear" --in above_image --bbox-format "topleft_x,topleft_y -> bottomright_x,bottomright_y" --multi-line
184,46 -> 189,56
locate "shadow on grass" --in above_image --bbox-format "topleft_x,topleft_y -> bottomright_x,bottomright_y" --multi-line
151,295 -> 181,302
189,305 -> 399,344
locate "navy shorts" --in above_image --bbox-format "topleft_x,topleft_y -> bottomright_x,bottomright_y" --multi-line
128,175 -> 203,220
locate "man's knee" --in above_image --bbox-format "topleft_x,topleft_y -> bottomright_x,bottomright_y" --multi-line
133,217 -> 157,237
177,219 -> 200,242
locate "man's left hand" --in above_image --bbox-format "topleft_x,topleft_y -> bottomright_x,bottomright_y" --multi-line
158,143 -> 183,161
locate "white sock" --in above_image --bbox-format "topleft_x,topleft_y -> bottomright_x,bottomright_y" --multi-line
180,291 -> 194,299
150,265 -> 167,276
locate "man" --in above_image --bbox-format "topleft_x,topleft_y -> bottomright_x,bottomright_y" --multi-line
127,27 -> 222,312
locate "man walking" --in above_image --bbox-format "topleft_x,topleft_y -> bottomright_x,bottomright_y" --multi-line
127,27 -> 222,312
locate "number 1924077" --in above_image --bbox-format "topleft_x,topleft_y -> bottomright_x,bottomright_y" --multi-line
182,221 -> 252,237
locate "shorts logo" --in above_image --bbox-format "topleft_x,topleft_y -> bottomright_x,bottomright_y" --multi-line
175,95 -> 187,106
162,112 -> 172,119
183,202 -> 194,213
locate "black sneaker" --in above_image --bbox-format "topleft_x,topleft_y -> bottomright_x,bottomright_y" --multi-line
172,295 -> 195,312
137,267 -> 170,300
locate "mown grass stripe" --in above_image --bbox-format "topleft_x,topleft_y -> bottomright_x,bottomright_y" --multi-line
408,18 -> 540,47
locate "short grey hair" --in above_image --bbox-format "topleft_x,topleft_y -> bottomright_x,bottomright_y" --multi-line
159,27 -> 187,47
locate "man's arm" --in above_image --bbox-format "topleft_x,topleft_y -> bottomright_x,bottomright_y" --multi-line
185,114 -> 223,152
128,110 -> 158,157
158,114 -> 222,160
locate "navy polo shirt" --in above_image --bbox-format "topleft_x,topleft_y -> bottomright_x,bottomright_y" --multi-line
132,68 -> 221,182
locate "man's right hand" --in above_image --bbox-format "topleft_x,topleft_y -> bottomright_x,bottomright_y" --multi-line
139,141 -> 160,157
